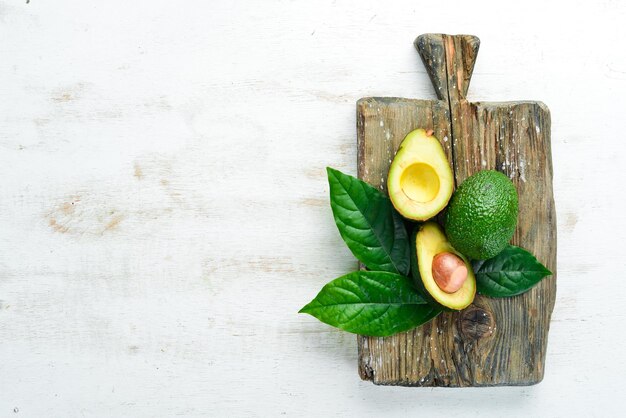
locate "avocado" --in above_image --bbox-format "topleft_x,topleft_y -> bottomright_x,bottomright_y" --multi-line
444,170 -> 518,260
387,129 -> 454,221
410,222 -> 476,311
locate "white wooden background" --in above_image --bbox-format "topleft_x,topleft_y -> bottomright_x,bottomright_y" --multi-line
0,0 -> 624,416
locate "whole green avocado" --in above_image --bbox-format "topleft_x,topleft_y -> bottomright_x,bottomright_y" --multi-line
444,170 -> 518,260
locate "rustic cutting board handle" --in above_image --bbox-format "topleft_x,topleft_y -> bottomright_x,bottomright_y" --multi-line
414,34 -> 480,101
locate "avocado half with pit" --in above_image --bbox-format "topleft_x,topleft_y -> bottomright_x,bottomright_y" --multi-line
387,129 -> 454,221
411,222 -> 476,311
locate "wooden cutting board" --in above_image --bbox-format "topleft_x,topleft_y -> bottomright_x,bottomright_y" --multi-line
356,34 -> 557,387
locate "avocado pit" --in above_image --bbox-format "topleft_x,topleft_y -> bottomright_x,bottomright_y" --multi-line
432,252 -> 468,293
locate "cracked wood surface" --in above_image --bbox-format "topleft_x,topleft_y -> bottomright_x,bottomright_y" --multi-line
357,34 -> 557,386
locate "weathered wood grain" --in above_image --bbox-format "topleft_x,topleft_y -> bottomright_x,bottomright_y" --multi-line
357,34 -> 557,386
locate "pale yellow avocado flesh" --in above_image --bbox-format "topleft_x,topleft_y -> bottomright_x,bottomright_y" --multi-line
387,129 -> 454,221
416,222 -> 476,310
400,163 -> 440,202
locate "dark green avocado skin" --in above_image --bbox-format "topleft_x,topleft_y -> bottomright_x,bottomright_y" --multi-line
444,170 -> 518,260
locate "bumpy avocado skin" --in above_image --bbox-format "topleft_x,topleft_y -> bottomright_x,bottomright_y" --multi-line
444,170 -> 518,260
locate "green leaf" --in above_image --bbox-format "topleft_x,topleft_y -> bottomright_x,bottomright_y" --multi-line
327,167 -> 410,275
472,245 -> 552,297
299,271 -> 441,337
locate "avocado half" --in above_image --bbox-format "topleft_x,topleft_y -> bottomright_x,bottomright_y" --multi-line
410,222 -> 476,311
387,129 -> 454,221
